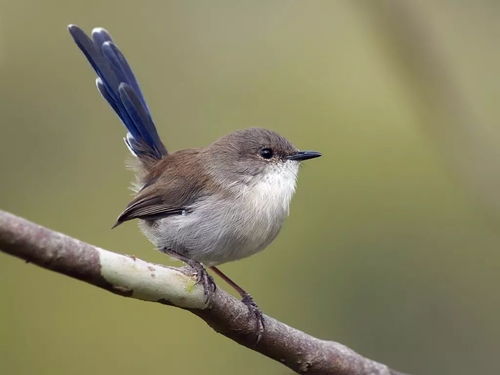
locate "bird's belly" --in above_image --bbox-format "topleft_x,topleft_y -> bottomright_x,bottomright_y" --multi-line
140,198 -> 286,266
141,194 -> 290,266
141,164 -> 298,266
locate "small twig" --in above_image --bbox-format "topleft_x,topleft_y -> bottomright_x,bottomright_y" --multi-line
0,210 -> 407,375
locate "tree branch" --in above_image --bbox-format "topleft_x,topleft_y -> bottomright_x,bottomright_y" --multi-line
0,210 -> 406,375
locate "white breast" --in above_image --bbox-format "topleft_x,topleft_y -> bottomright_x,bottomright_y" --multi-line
244,161 -> 299,223
231,160 -> 299,257
141,160 -> 300,266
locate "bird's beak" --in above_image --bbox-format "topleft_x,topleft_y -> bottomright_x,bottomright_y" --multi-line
287,150 -> 322,161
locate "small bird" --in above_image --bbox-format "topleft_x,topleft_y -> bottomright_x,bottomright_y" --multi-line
68,25 -> 321,336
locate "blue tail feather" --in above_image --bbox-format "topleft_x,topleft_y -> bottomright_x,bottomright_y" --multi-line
68,25 -> 167,160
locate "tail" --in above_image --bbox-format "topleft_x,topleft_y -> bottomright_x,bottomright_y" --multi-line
68,25 -> 167,163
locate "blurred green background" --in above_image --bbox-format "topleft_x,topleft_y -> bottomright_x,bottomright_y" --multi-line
2,1 -> 500,374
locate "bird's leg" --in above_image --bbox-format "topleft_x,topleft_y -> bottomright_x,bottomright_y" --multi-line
210,266 -> 265,343
162,248 -> 216,302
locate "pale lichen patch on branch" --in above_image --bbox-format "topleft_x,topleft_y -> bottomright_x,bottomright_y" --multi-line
98,248 -> 207,309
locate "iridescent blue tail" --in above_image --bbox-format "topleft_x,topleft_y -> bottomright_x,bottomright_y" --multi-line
68,25 -> 167,161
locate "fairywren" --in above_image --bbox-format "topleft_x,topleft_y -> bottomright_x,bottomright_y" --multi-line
68,25 -> 321,336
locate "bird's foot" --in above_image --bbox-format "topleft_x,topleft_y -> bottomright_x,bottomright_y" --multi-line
163,248 -> 216,304
241,293 -> 265,345
186,259 -> 216,303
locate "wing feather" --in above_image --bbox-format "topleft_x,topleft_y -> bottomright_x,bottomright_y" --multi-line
112,149 -> 211,227
113,194 -> 186,227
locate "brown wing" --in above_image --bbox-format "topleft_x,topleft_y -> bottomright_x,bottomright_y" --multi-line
112,195 -> 186,227
113,148 -> 211,227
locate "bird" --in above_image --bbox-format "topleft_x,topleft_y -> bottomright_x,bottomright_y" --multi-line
68,25 -> 321,338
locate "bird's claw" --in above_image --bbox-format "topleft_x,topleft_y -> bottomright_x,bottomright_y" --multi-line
241,293 -> 265,345
188,261 -> 216,303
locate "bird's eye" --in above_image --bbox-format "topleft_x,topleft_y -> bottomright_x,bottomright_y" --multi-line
259,148 -> 274,159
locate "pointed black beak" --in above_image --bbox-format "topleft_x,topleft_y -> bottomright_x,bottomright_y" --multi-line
287,150 -> 322,161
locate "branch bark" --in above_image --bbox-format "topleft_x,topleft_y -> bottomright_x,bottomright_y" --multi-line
0,210 -> 406,375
